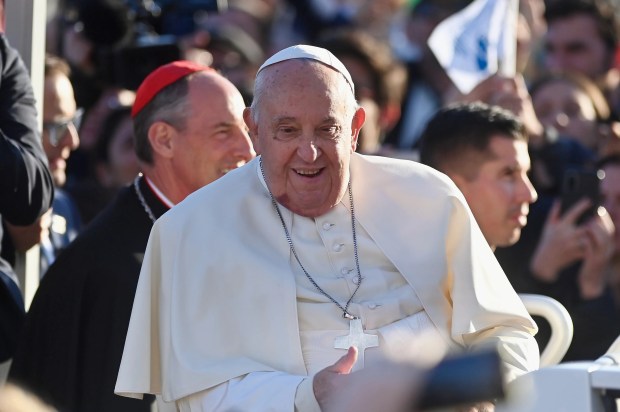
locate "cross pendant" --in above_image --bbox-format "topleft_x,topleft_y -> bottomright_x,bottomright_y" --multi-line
334,318 -> 379,368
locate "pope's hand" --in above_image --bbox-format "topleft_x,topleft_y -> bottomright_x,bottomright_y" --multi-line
321,353 -> 426,412
313,346 -> 358,409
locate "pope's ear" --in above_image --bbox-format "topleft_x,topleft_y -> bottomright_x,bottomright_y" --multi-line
350,107 -> 366,151
244,107 -> 261,154
147,121 -> 175,159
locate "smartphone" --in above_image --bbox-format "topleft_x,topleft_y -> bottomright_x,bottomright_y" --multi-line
559,169 -> 605,224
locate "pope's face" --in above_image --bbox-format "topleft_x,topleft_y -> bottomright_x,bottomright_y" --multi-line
247,60 -> 365,218
455,136 -> 537,249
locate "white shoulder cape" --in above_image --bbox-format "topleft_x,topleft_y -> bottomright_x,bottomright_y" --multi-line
116,153 -> 536,401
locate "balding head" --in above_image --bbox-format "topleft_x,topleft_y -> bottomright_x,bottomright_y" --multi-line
244,46 -> 365,218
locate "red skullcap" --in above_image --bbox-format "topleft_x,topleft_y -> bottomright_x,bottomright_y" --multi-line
131,60 -> 214,118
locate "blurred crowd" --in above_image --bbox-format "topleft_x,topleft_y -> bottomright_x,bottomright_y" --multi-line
3,0 -> 620,409
37,0 -> 620,217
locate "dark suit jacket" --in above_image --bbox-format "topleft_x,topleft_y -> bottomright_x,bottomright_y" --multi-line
0,33 -> 54,361
10,177 -> 166,412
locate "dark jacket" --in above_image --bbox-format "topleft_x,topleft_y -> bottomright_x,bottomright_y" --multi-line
0,33 -> 54,362
10,177 -> 165,412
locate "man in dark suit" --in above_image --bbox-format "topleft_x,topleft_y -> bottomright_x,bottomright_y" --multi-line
9,60 -> 255,411
3,54 -> 82,277
0,18 -> 55,362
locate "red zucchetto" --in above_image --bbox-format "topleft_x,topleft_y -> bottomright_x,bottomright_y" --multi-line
131,60 -> 214,118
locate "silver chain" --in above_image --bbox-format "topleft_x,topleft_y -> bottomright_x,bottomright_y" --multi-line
260,159 -> 363,320
133,175 -> 157,223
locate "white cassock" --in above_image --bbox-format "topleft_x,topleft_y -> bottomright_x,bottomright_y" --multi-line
116,153 -> 539,411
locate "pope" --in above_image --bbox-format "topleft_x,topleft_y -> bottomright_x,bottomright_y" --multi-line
116,45 -> 539,411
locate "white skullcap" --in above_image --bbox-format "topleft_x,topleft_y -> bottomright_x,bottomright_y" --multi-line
256,44 -> 355,95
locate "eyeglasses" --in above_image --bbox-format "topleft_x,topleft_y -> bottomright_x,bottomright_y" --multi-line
43,108 -> 84,147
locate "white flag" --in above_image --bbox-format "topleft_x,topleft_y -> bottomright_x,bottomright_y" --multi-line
427,0 -> 519,95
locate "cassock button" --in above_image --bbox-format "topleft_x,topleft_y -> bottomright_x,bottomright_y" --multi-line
333,243 -> 345,252
323,222 -> 334,230
341,267 -> 353,275
368,302 -> 378,309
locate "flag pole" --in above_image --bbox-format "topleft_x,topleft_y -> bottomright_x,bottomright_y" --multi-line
499,0 -> 519,77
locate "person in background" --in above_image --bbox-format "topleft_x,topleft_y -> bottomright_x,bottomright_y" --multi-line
54,0 -> 138,220
3,54 -> 82,277
598,154 -> 620,307
40,55 -> 82,190
418,102 -> 538,251
383,0 -> 546,158
0,28 -> 55,362
316,28 -> 407,154
383,0 -> 471,154
416,100 -> 618,362
93,105 -> 140,191
542,0 -> 620,117
530,71 -> 612,154
9,60 -> 255,412
69,104 -> 140,224
116,45 -> 537,412
515,0 -> 548,81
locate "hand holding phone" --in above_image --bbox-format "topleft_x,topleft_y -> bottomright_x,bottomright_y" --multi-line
559,169 -> 605,225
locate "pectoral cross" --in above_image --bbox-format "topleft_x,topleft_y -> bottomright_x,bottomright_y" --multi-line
334,318 -> 379,368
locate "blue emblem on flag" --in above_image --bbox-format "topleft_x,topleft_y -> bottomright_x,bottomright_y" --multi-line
427,0 -> 516,94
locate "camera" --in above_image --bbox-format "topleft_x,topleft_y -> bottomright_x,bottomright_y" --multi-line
82,0 -> 227,90
97,35 -> 183,91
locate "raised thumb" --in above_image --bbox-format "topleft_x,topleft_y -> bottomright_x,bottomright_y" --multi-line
332,346 -> 358,374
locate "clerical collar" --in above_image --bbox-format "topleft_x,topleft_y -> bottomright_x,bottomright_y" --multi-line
144,176 -> 175,209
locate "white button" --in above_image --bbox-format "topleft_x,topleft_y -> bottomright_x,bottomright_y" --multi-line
352,275 -> 363,285
368,302 -> 377,309
333,243 -> 344,252
323,222 -> 333,230
341,267 -> 353,275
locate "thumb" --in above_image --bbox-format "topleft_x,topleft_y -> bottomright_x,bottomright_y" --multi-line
331,346 -> 358,374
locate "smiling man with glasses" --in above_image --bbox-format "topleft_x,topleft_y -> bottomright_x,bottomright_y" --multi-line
41,56 -> 82,187
3,54 -> 83,278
